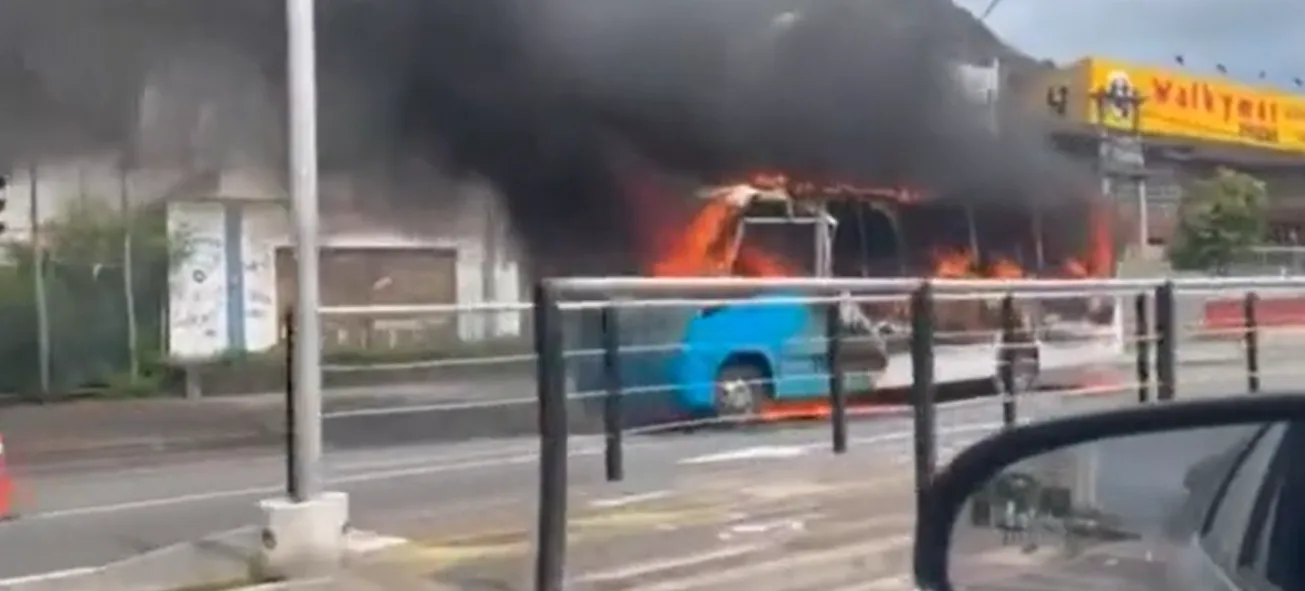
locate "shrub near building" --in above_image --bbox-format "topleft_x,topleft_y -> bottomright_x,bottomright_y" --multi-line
1168,168 -> 1268,275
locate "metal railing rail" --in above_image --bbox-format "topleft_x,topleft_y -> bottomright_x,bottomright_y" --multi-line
528,275 -> 1293,591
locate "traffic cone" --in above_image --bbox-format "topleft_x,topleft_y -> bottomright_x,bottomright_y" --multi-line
0,433 -> 13,520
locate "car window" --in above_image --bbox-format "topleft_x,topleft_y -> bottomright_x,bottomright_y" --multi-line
1200,424 -> 1286,566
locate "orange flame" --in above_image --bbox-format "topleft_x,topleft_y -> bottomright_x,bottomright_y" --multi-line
646,173 -> 1117,282
1086,198 -> 1114,277
988,258 -> 1025,279
649,198 -> 740,277
931,249 -> 977,278
648,192 -> 794,278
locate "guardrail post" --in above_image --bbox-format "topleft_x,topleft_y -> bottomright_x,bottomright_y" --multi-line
1244,292 -> 1260,394
600,303 -> 625,480
997,293 -> 1018,428
1133,293 -> 1151,404
283,305 -> 299,501
910,280 -> 937,505
1154,281 -> 1177,402
533,281 -> 568,591
825,298 -> 848,454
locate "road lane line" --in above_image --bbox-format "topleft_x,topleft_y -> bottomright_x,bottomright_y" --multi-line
0,567 -> 97,586
346,529 -> 410,553
680,445 -> 810,465
571,544 -> 767,583
590,490 -> 674,508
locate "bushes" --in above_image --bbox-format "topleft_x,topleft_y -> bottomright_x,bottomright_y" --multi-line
0,200 -> 175,397
1168,168 -> 1268,274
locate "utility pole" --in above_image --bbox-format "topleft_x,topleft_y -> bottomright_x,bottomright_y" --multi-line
258,0 -> 349,578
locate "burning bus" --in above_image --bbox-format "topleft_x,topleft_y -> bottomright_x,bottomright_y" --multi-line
572,174 -> 1123,426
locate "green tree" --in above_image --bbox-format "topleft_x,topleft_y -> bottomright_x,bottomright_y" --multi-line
1168,168 -> 1268,273
0,199 -> 182,395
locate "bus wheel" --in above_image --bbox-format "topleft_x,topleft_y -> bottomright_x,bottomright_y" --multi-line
714,362 -> 771,421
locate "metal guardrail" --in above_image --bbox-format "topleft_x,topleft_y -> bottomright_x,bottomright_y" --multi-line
528,276 -> 1293,591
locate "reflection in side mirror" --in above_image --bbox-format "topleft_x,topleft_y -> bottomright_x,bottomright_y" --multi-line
953,433 -> 1195,583
914,395 -> 1305,591
954,425 -> 1269,587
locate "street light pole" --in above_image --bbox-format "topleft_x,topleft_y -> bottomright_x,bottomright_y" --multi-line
286,0 -> 323,503
258,0 -> 348,578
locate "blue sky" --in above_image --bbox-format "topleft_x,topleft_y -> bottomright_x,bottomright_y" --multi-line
952,0 -> 1305,92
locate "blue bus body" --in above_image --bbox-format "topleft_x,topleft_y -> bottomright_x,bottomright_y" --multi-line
573,293 -> 876,426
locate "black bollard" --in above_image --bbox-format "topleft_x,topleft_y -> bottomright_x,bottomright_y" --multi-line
910,281 -> 937,507
825,300 -> 848,454
600,304 -> 625,480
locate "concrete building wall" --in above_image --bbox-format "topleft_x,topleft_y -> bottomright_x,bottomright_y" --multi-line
2,156 -> 522,360
166,171 -> 523,359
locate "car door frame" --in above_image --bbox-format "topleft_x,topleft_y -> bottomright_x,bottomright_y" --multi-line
1181,424 -> 1289,591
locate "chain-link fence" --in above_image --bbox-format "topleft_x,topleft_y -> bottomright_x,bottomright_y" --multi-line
0,164 -> 171,398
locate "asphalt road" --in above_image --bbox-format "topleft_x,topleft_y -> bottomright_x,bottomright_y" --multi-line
0,355 -> 1284,586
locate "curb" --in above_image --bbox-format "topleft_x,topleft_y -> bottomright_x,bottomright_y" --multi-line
3,400 -> 583,471
5,433 -> 281,471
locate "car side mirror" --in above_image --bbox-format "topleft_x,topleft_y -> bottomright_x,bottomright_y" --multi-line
913,394 -> 1305,591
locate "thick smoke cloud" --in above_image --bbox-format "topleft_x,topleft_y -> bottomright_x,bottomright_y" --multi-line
0,0 -> 1095,274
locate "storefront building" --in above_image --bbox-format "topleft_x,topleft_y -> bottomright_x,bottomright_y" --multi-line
1022,56 -> 1305,248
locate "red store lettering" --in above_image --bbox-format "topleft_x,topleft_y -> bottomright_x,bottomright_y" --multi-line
1151,78 -> 1280,124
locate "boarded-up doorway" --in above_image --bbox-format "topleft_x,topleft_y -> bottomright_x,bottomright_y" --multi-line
276,246 -> 459,353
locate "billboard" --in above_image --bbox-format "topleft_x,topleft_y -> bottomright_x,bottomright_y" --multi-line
1084,57 -> 1305,153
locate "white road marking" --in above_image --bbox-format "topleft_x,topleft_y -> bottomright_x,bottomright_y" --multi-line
718,516 -> 808,540
213,577 -> 334,591
590,490 -> 674,509
345,529 -> 410,553
571,544 -> 767,583
0,567 -> 97,586
679,445 -> 809,465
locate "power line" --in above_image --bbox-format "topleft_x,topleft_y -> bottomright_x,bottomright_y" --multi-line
978,0 -> 1009,21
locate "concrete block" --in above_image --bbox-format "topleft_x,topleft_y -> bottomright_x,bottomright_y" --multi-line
258,492 -> 350,579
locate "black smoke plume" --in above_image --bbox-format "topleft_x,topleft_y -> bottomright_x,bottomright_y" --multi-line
0,0 -> 1094,274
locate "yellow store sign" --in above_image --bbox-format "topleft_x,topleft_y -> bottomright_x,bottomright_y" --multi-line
1084,57 -> 1305,153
